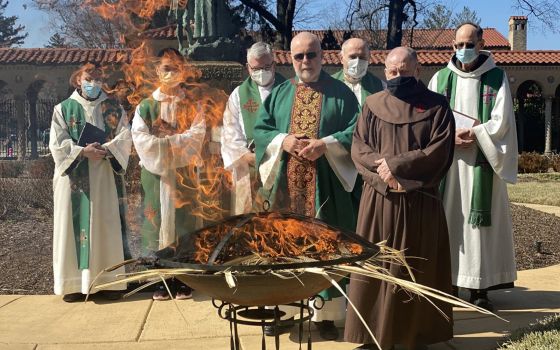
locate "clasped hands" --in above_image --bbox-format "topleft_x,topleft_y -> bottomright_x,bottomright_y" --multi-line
81,142 -> 106,160
282,133 -> 326,162
375,158 -> 403,191
455,128 -> 476,149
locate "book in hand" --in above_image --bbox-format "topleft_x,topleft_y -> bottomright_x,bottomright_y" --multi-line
78,122 -> 107,147
453,109 -> 481,130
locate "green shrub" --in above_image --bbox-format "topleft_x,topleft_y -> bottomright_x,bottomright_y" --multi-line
499,314 -> 560,349
518,152 -> 550,173
0,160 -> 25,178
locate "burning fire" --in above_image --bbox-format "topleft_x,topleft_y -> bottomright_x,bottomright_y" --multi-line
192,214 -> 364,265
84,0 -> 233,225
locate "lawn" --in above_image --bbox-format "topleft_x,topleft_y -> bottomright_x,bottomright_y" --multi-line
508,173 -> 560,207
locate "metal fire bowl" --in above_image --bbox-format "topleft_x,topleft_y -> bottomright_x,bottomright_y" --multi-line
143,212 -> 379,306
174,270 -> 347,306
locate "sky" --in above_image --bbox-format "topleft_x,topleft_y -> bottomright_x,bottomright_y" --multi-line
5,0 -> 560,50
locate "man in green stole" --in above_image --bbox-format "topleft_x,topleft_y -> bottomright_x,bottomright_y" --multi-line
428,22 -> 518,311
221,42 -> 285,215
132,48 -> 206,300
331,38 -> 384,107
254,32 -> 360,340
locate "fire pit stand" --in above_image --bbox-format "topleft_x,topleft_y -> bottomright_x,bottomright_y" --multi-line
212,296 -> 325,350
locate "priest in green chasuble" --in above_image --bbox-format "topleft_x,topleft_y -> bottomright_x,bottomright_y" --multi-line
221,42 -> 284,215
254,32 -> 360,340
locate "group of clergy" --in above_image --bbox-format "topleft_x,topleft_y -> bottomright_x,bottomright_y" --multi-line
49,20 -> 518,350
221,22 -> 518,350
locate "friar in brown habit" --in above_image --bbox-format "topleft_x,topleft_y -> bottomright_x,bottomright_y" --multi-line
344,47 -> 456,350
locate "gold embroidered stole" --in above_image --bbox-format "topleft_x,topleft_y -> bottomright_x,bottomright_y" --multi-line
286,84 -> 323,217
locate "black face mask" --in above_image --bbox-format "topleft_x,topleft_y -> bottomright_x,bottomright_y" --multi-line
386,76 -> 418,99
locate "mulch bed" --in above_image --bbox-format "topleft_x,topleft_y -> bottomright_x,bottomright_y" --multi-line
0,204 -> 558,295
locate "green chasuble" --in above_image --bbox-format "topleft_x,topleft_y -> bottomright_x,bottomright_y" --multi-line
61,97 -> 125,269
238,73 -> 285,143
254,71 -> 360,298
137,97 -> 198,253
331,70 -> 383,106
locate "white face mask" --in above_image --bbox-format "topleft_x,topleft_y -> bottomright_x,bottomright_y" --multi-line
345,58 -> 369,80
250,69 -> 274,87
158,70 -> 182,88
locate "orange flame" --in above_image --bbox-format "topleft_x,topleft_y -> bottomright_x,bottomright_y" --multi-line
79,0 -> 232,225
193,214 -> 364,264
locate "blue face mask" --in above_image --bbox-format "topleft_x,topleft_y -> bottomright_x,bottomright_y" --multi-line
81,81 -> 102,99
456,48 -> 478,65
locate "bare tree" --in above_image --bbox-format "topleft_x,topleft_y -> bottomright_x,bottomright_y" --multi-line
236,0 -> 297,49
32,0 -> 126,48
513,0 -> 560,32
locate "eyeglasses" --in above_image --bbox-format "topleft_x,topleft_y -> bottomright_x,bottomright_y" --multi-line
455,42 -> 476,49
292,52 -> 318,61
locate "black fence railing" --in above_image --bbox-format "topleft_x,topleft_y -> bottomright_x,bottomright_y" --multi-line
0,98 -> 57,159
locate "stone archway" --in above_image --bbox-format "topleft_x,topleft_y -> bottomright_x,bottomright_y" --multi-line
516,80 -> 545,153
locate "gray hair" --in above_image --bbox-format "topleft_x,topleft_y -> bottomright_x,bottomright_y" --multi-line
247,42 -> 273,61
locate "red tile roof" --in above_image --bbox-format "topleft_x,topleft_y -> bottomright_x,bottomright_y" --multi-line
140,26 -> 511,50
1,48 -> 560,67
0,48 -> 131,65
275,50 -> 560,66
292,29 -> 510,50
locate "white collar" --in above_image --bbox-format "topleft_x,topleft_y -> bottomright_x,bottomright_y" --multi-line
70,89 -> 107,107
152,87 -> 185,102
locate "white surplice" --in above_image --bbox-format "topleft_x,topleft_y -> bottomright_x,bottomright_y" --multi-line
50,91 -> 132,295
428,51 -> 518,289
221,83 -> 274,215
131,88 -> 205,249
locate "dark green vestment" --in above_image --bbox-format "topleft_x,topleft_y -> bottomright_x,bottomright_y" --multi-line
254,71 -> 361,298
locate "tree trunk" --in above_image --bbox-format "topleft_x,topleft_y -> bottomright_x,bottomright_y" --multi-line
276,0 -> 296,50
386,0 -> 405,49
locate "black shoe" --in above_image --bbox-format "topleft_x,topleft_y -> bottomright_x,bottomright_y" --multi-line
451,285 -> 459,298
314,320 -> 339,340
264,317 -> 294,336
175,284 -> 193,300
62,293 -> 86,303
473,296 -> 494,311
470,289 -> 494,311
